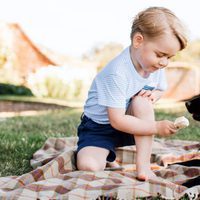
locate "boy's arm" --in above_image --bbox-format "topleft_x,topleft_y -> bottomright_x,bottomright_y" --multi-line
107,107 -> 176,136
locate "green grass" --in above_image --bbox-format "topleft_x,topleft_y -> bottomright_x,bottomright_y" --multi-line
0,108 -> 82,176
0,95 -> 83,107
155,110 -> 200,141
0,108 -> 199,177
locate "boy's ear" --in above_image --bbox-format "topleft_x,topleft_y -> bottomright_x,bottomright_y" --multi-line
133,32 -> 144,48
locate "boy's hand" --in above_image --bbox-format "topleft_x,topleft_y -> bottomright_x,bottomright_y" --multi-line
137,89 -> 163,104
155,120 -> 178,136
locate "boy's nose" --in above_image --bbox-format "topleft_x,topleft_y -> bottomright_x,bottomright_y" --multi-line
159,58 -> 168,67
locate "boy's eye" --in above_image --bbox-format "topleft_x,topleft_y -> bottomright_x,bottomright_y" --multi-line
168,55 -> 173,59
156,53 -> 173,59
156,53 -> 163,58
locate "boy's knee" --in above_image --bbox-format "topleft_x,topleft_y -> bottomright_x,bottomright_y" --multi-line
128,96 -> 154,119
77,157 -> 105,171
130,96 -> 153,112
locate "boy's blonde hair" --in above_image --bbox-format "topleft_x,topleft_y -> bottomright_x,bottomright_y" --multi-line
130,7 -> 187,50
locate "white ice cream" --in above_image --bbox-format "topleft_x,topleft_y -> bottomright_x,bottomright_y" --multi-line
174,116 -> 189,129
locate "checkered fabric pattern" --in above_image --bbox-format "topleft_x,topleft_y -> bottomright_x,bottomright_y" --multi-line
0,137 -> 199,199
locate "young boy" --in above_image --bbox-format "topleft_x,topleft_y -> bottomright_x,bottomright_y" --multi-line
76,6 -> 187,180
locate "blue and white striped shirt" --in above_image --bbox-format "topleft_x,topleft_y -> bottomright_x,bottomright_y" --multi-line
84,46 -> 167,124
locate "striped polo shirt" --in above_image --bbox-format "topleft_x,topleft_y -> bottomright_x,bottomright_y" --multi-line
84,46 -> 167,124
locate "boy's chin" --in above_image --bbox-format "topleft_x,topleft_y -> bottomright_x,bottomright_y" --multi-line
149,68 -> 158,73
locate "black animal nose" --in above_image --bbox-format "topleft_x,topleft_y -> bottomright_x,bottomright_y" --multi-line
193,114 -> 200,121
185,101 -> 193,113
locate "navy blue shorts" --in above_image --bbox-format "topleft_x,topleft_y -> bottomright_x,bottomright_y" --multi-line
76,114 -> 135,162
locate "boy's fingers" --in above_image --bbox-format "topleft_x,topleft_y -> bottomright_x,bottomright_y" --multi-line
137,89 -> 146,96
170,127 -> 178,134
144,92 -> 152,97
140,90 -> 152,97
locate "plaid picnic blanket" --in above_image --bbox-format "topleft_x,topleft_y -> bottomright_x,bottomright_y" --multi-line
0,137 -> 199,200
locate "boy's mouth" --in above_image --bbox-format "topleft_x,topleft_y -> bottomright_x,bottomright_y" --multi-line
150,66 -> 159,71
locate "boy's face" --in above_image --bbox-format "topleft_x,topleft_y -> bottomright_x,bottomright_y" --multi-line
132,32 -> 180,75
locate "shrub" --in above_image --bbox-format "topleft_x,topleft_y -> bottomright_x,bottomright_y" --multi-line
0,83 -> 33,96
27,65 -> 96,100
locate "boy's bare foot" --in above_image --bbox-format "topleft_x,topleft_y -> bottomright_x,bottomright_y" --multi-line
137,169 -> 160,181
106,161 -> 120,168
105,161 -> 124,171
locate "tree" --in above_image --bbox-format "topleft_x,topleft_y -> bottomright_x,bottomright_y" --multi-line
172,39 -> 200,65
83,42 -> 123,71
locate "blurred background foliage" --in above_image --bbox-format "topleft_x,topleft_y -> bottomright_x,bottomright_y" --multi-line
0,83 -> 33,96
27,66 -> 84,100
0,39 -> 200,100
83,42 -> 124,71
171,39 -> 200,64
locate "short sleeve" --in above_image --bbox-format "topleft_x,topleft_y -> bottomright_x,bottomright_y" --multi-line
95,74 -> 127,108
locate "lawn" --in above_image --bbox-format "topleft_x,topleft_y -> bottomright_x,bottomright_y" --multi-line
0,107 -> 199,177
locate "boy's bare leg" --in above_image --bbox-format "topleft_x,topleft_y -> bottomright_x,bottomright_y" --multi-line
134,135 -> 156,180
127,96 -> 157,180
77,146 -> 109,171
